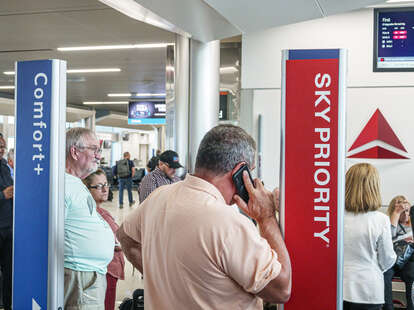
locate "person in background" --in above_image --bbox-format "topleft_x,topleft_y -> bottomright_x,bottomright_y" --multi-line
145,160 -> 152,175
383,195 -> 414,310
147,155 -> 159,173
64,127 -> 115,309
83,169 -> 125,310
343,163 -> 396,310
0,135 -> 13,310
6,149 -> 13,180
146,149 -> 161,173
138,150 -> 182,203
117,125 -> 291,309
113,152 -> 135,208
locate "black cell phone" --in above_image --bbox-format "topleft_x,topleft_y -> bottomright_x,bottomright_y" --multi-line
232,165 -> 254,203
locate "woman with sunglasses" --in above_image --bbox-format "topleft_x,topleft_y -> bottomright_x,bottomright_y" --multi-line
83,169 -> 125,310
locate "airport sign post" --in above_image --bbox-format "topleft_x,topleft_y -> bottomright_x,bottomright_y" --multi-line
280,49 -> 347,310
14,59 -> 66,309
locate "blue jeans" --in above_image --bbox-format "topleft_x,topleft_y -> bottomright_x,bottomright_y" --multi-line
119,177 -> 133,205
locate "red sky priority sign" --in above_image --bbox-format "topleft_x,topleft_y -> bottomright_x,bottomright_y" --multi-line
281,49 -> 346,310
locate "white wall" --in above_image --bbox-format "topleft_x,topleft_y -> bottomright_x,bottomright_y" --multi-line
242,8 -> 414,204
242,8 -> 414,89
346,87 -> 414,204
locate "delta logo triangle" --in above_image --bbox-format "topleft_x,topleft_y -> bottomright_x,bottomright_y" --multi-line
347,108 -> 409,159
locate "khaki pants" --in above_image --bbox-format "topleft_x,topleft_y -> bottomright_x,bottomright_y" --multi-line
64,268 -> 107,310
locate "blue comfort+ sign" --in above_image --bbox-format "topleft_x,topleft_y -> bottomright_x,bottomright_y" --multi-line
14,60 -> 52,309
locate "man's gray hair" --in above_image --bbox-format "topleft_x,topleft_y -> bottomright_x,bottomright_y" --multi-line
7,148 -> 14,161
66,127 -> 96,159
195,124 -> 256,175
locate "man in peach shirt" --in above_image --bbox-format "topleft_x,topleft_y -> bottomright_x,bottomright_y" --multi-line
117,124 -> 291,309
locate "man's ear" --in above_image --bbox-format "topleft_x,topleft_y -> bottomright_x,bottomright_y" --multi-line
230,162 -> 246,178
70,145 -> 79,161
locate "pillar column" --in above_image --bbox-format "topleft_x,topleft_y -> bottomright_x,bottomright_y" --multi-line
85,111 -> 96,131
175,35 -> 190,174
188,39 -> 220,172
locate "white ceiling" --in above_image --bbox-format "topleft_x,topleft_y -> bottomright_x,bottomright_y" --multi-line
0,0 -> 395,129
131,0 -> 388,41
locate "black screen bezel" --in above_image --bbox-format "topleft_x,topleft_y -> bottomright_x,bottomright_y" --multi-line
373,7 -> 414,72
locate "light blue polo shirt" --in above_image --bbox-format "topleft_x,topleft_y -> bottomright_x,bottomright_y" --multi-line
64,173 -> 115,275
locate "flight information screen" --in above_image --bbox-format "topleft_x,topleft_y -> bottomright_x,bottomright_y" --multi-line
128,101 -> 166,125
374,8 -> 414,71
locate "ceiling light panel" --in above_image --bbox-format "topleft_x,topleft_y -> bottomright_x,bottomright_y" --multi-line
386,0 -> 413,2
83,101 -> 129,105
67,68 -> 121,73
220,66 -> 239,74
4,68 -> 121,75
107,93 -> 131,97
58,43 -> 170,52
107,93 -> 166,97
0,86 -> 14,90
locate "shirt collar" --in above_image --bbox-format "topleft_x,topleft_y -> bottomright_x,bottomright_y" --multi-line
182,174 -> 226,204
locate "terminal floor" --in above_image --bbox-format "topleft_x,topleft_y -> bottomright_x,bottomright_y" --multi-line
102,189 -> 144,309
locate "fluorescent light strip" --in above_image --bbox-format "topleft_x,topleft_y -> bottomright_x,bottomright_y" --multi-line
58,43 -> 169,52
0,86 -> 14,90
4,68 -> 121,75
107,93 -> 166,97
136,93 -> 165,97
107,93 -> 131,97
83,101 -> 128,105
386,0 -> 413,2
220,66 -> 238,74
68,68 -> 121,73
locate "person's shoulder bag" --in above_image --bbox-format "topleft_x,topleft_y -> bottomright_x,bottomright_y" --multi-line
393,224 -> 414,270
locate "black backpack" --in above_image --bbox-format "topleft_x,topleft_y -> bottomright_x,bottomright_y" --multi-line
119,289 -> 144,310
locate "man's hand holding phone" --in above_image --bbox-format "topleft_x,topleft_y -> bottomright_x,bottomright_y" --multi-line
234,171 -> 291,302
233,171 -> 276,223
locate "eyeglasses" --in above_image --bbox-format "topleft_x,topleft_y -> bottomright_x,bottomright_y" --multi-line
76,145 -> 102,155
89,183 -> 109,190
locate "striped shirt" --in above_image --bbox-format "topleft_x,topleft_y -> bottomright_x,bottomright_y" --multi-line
138,167 -> 181,203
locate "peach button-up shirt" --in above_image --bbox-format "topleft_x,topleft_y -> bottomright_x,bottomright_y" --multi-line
123,174 -> 281,310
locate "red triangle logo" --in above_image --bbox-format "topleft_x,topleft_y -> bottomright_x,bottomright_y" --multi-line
348,146 -> 409,159
348,109 -> 407,152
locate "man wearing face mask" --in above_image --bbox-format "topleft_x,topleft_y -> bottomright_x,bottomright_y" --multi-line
138,150 -> 182,203
0,134 -> 13,310
64,128 -> 115,309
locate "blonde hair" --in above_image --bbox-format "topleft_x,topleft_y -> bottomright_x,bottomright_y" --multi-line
82,168 -> 106,188
387,195 -> 407,217
345,163 -> 382,214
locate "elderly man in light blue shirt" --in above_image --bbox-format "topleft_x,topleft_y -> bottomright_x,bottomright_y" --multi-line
64,128 -> 114,309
